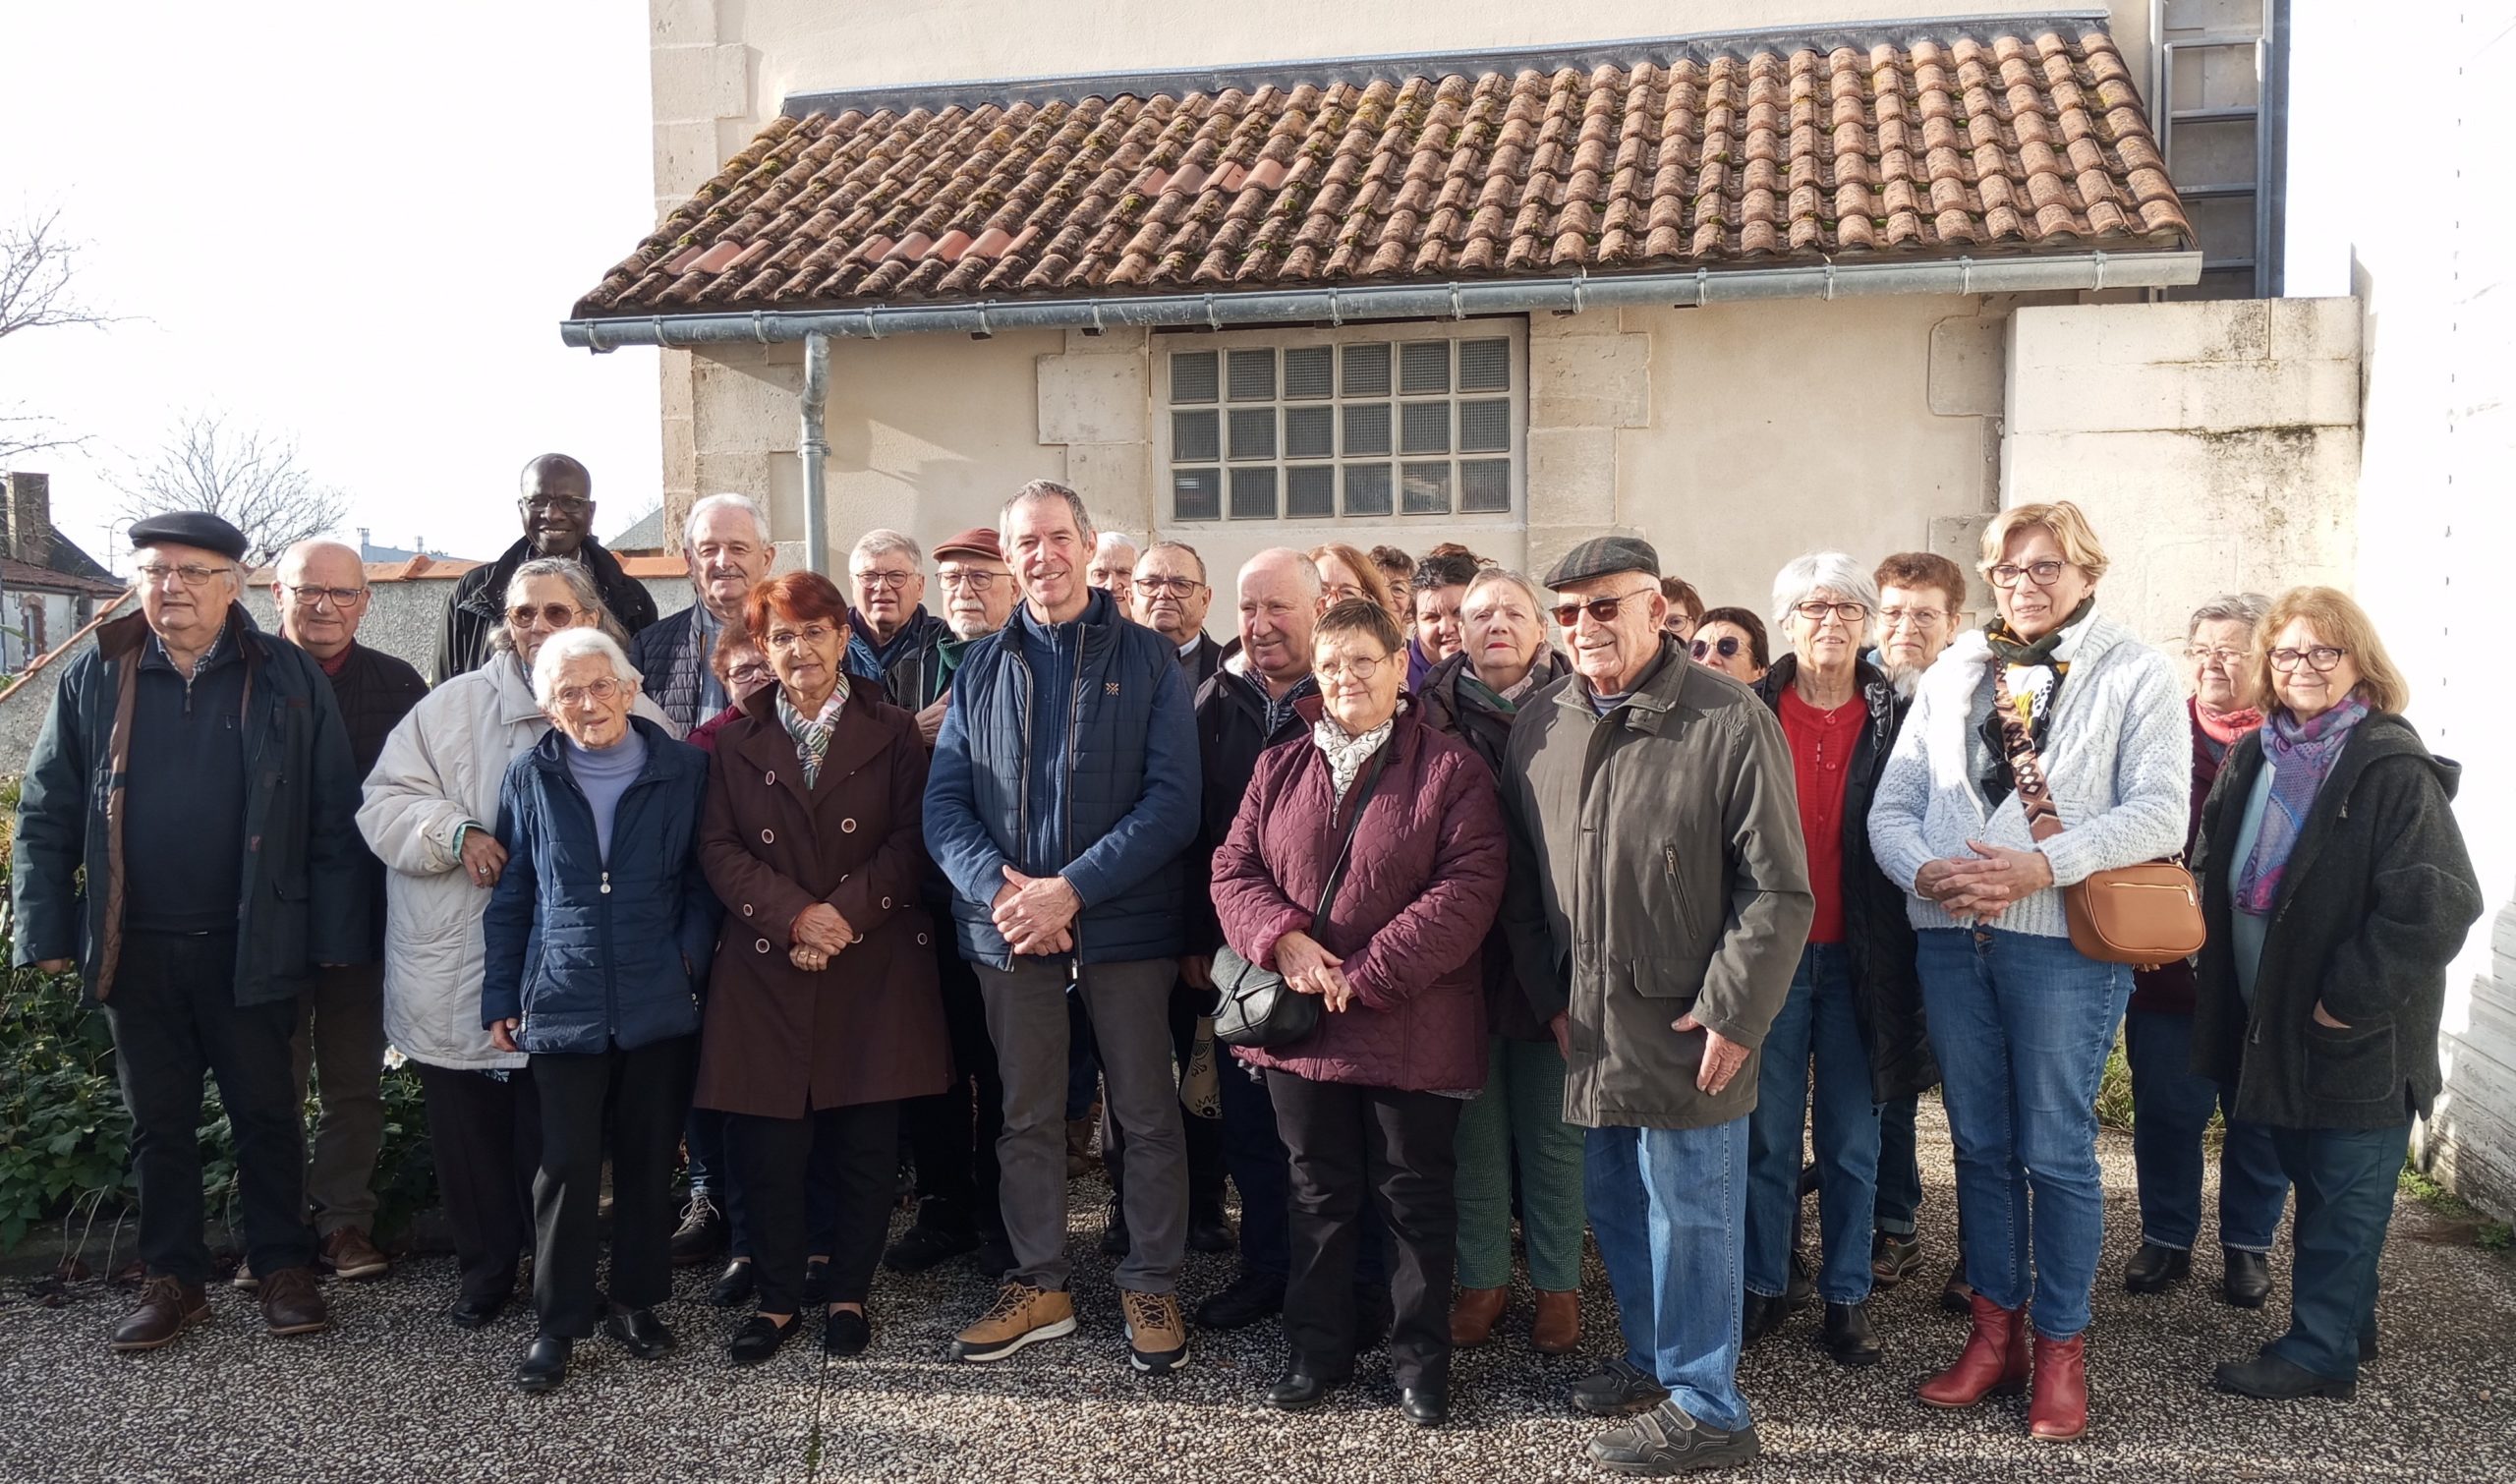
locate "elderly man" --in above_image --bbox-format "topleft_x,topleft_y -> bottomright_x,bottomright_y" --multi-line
265,540 -> 427,1284
630,493 -> 775,732
433,454 -> 658,682
844,529 -> 950,710
1131,541 -> 1224,684
1500,536 -> 1810,1474
1086,531 -> 1140,596
14,512 -> 367,1352
925,480 -> 1200,1374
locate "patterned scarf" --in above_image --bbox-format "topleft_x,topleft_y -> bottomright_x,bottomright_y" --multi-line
2195,701 -> 2263,749
2233,695 -> 2369,913
1975,597 -> 2094,805
1312,708 -> 1397,803
775,677 -> 852,787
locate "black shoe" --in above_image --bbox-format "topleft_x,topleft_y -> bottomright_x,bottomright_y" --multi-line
1784,1250 -> 1814,1307
449,1293 -> 508,1331
2361,1326 -> 2379,1364
1939,1261 -> 1973,1315
801,1260 -> 830,1307
1353,1288 -> 1394,1352
1588,1400 -> 1762,1473
602,1306 -> 677,1360
1572,1357 -> 1670,1418
1187,1203 -> 1234,1254
1098,1203 -> 1130,1258
2222,1248 -> 2271,1309
2214,1352 -> 2356,1400
1819,1301 -> 1882,1367
1194,1270 -> 1285,1331
883,1224 -> 979,1275
1399,1382 -> 1450,1428
708,1259 -> 757,1309
1740,1291 -> 1789,1347
727,1313 -> 794,1366
1265,1366 -> 1347,1411
823,1307 -> 871,1356
2124,1241 -> 2192,1294
669,1193 -> 727,1266
514,1335 -> 571,1393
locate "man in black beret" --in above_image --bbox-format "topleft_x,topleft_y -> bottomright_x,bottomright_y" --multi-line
429,453 -> 659,683
12,511 -> 370,1352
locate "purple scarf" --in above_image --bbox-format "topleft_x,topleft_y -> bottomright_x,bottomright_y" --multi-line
2233,695 -> 2369,913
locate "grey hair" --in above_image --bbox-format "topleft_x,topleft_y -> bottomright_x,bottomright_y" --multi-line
683,492 -> 771,549
1240,547 -> 1322,600
1464,566 -> 1546,615
1771,551 -> 1881,627
531,627 -> 639,708
851,528 -> 923,566
1001,480 -> 1096,544
489,556 -> 630,655
2187,591 -> 2271,641
1141,539 -> 1205,583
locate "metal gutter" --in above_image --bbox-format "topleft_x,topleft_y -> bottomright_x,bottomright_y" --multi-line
798,331 -> 831,575
561,251 -> 2202,351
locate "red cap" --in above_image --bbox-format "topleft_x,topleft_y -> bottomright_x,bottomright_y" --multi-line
932,527 -> 1003,562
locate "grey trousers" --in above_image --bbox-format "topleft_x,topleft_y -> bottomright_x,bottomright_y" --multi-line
290,962 -> 388,1234
978,955 -> 1186,1294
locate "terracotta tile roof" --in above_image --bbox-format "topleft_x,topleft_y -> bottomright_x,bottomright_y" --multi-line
577,23 -> 2188,317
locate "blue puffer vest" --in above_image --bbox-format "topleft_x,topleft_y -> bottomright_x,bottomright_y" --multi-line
479,715 -> 719,1055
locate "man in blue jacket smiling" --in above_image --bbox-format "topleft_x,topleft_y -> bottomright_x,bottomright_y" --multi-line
925,479 -> 1200,1375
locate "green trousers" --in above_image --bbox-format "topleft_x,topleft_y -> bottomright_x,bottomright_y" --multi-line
1453,1033 -> 1587,1291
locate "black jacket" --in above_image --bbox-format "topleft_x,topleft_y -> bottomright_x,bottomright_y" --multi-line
1186,664 -> 1313,954
324,642 -> 429,956
432,537 -> 658,684
1177,634 -> 1227,687
2191,712 -> 2483,1129
1751,655 -> 1937,1103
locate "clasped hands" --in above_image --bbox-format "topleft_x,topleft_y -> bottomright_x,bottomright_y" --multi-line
1915,838 -> 2055,921
1270,930 -> 1355,1012
789,901 -> 858,973
992,867 -> 1079,956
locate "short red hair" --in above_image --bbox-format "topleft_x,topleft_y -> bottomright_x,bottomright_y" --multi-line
743,570 -> 850,640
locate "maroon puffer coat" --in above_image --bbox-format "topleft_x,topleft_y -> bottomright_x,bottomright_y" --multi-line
1211,703 -> 1508,1092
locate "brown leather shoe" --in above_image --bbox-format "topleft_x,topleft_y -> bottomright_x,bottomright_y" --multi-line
320,1227 -> 390,1281
1531,1288 -> 1583,1354
1450,1286 -> 1508,1346
258,1265 -> 331,1336
110,1275 -> 209,1352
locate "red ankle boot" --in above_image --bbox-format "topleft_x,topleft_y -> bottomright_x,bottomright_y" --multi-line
2028,1332 -> 2087,1439
1917,1291 -> 2030,1407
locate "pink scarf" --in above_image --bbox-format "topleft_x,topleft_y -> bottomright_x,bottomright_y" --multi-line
2195,700 -> 2262,748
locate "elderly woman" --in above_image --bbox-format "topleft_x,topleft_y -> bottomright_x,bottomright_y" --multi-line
360,559 -> 671,1333
1310,542 -> 1396,620
2193,588 -> 2481,1400
2121,594 -> 2291,1307
1657,575 -> 1704,643
1368,545 -> 1417,624
1212,599 -> 1508,1429
1690,606 -> 1769,684
689,627 -> 774,756
1739,554 -> 1934,1368
1868,501 -> 2187,1441
693,572 -> 950,1365
1417,570 -> 1583,1355
481,628 -> 716,1394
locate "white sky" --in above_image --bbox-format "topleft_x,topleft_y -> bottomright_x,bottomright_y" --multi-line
1,1 -> 664,570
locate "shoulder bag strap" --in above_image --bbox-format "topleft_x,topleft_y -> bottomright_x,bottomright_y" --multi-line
1309,751 -> 1390,930
1991,665 -> 2066,844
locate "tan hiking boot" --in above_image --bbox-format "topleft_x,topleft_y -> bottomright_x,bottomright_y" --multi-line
1121,1289 -> 1187,1375
320,1227 -> 390,1281
110,1275 -> 210,1352
949,1282 -> 1076,1363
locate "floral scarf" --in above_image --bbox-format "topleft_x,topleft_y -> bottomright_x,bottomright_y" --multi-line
2233,695 -> 2369,913
1975,597 -> 2095,805
775,677 -> 852,787
2195,700 -> 2263,750
1312,707 -> 1398,803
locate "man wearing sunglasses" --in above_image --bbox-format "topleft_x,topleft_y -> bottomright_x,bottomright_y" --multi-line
1499,535 -> 1811,1474
431,453 -> 659,684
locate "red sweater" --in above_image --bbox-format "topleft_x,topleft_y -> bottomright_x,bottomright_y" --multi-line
1780,688 -> 1864,944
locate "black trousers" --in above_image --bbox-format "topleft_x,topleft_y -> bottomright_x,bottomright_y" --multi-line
104,931 -> 314,1285
1266,1070 -> 1460,1389
900,928 -> 1003,1237
1103,974 -> 1228,1216
531,1036 -> 694,1338
736,1101 -> 899,1316
416,1060 -> 541,1306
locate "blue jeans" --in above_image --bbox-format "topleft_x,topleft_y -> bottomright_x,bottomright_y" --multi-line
1585,1119 -> 1752,1433
1745,944 -> 1879,1304
2124,1008 -> 2288,1252
1874,1094 -> 1922,1236
1916,928 -> 2128,1341
2267,1123 -> 2406,1382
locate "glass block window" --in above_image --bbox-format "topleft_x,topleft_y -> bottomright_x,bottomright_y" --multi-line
1162,325 -> 1523,524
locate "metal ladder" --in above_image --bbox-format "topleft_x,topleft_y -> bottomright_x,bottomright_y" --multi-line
2150,0 -> 2283,298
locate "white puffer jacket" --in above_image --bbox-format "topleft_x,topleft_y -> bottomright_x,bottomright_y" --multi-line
358,656 -> 677,1070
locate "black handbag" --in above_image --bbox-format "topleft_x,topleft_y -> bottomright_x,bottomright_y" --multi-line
1211,755 -> 1387,1050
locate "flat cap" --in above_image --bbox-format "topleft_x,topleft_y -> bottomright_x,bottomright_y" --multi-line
1543,535 -> 1661,590
128,511 -> 250,563
931,527 -> 1003,563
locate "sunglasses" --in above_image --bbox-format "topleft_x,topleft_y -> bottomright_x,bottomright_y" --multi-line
1549,585 -> 1659,628
1692,636 -> 1744,660
508,603 -> 583,629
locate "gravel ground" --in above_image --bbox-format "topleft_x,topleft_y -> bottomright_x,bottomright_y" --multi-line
4,1103 -> 2512,1484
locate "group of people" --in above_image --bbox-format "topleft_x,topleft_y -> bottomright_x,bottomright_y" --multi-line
9,450 -> 2484,1475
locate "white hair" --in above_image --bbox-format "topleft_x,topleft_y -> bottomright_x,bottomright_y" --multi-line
851,528 -> 922,565
2187,591 -> 2271,640
1094,531 -> 1139,561
1771,551 -> 1880,627
684,492 -> 772,549
531,627 -> 640,708
1464,566 -> 1546,614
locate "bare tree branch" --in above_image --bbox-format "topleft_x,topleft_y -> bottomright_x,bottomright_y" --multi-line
0,206 -> 119,466
114,412 -> 348,568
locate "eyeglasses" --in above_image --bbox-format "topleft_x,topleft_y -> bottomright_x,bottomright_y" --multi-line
508,603 -> 584,629
518,495 -> 592,515
1692,636 -> 1744,660
1323,583 -> 1369,606
1879,606 -> 1949,631
1988,559 -> 2069,589
137,561 -> 236,589
1550,585 -> 1660,628
765,622 -> 839,653
551,677 -> 625,709
2185,645 -> 2253,667
724,660 -> 772,689
939,569 -> 1004,592
851,571 -> 917,592
1317,653 -> 1390,680
2268,645 -> 2349,673
283,583 -> 368,608
1132,576 -> 1207,599
1792,599 -> 1871,626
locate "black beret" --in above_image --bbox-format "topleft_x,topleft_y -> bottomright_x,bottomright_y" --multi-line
1543,535 -> 1661,590
128,511 -> 250,563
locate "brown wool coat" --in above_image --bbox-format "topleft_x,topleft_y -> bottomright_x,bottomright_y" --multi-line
691,685 -> 950,1119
